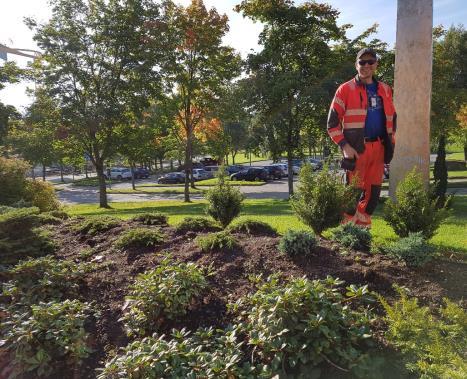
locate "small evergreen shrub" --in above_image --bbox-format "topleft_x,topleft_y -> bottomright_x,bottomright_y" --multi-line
205,168 -> 244,228
131,212 -> 168,225
278,229 -> 316,257
229,275 -> 373,374
0,205 -> 15,215
74,215 -> 120,235
3,256 -> 92,304
226,218 -> 277,236
114,228 -> 165,249
1,299 -> 94,378
380,287 -> 467,378
383,169 -> 449,239
195,231 -> 239,253
98,326 -> 253,379
291,164 -> 358,235
23,179 -> 61,212
121,257 -> 209,337
0,156 -> 29,206
46,210 -> 69,219
331,223 -> 372,250
385,232 -> 437,267
176,216 -> 221,233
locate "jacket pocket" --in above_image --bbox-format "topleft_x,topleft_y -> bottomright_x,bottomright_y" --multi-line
343,128 -> 365,153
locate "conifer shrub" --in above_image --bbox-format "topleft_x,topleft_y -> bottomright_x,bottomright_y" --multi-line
291,164 -> 357,235
0,156 -> 29,206
23,179 -> 61,212
380,287 -> 467,378
205,168 -> 244,228
385,232 -> 437,267
1,299 -> 94,378
383,169 -> 449,239
195,231 -> 239,253
74,215 -> 120,235
175,216 -> 221,233
121,257 -> 209,337
278,229 -> 316,257
226,218 -> 277,236
331,223 -> 372,250
229,275 -> 373,374
131,212 -> 168,225
114,228 -> 165,249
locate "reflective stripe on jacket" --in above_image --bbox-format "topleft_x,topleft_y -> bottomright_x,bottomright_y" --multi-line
327,75 -> 396,152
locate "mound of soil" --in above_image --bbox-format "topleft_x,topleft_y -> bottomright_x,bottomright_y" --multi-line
17,218 -> 467,377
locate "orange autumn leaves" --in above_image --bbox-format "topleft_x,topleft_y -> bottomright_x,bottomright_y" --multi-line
174,107 -> 223,144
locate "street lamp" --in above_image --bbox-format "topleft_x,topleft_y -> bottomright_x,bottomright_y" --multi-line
0,44 -> 42,60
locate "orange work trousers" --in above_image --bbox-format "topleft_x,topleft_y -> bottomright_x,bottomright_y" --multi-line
344,139 -> 385,227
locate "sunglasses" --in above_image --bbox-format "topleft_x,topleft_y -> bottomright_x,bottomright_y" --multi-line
358,59 -> 376,66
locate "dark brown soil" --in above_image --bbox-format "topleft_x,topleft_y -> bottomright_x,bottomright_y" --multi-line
6,217 -> 467,378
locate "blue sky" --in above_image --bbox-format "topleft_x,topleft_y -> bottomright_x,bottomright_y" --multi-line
1,0 -> 466,110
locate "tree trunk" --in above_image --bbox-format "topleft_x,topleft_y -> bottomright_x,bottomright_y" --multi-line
225,154 -> 229,165
287,151 -> 294,197
464,142 -> 467,162
184,133 -> 192,202
85,164 -> 89,179
42,163 -> 46,181
95,161 -> 109,208
60,162 -> 64,183
433,134 -> 447,202
160,158 -> 163,172
170,160 -> 174,170
130,163 -> 136,190
232,151 -> 237,165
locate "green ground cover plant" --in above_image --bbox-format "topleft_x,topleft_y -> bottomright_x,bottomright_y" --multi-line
278,229 -> 317,257
74,215 -> 120,235
121,257 -> 210,337
226,218 -> 277,236
175,216 -> 221,233
114,228 -> 165,250
380,287 -> 467,378
1,299 -> 94,378
131,212 -> 167,225
384,232 -> 438,267
331,223 -> 372,250
195,231 -> 239,253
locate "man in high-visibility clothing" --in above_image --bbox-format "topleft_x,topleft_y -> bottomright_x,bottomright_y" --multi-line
327,48 -> 396,227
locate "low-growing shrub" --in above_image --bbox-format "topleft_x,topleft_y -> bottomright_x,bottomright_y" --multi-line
380,287 -> 467,378
23,179 -> 61,212
205,169 -> 244,228
229,275 -> 373,375
291,164 -> 358,235
97,326 -> 253,379
226,218 -> 277,236
383,169 -> 449,239
385,232 -> 437,267
131,212 -> 168,225
121,257 -> 209,337
1,299 -> 94,378
3,256 -> 92,304
278,229 -> 316,257
115,228 -> 165,249
331,223 -> 372,250
74,215 -> 120,235
195,231 -> 239,253
46,209 -> 69,219
176,216 -> 221,233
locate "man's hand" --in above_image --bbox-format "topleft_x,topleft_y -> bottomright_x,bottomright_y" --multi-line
342,143 -> 359,159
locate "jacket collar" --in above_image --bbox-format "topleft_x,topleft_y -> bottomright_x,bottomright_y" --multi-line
354,74 -> 378,87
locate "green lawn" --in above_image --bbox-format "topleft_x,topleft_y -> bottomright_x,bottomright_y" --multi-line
67,196 -> 467,255
107,187 -> 205,195
139,178 -> 265,187
227,152 -> 268,165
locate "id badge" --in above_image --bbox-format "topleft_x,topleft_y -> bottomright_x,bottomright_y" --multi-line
371,97 -> 377,107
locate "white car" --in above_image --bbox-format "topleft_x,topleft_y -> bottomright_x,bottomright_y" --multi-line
192,168 -> 210,180
106,167 -> 132,180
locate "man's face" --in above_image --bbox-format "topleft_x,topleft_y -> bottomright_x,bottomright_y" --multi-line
355,53 -> 378,81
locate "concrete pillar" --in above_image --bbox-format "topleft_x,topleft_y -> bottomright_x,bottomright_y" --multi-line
390,0 -> 433,197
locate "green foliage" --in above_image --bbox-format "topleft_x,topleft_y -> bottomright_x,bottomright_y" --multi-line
121,257 -> 209,337
380,287 -> 467,378
131,212 -> 167,225
291,165 -> 357,235
98,326 -> 252,379
74,215 -> 120,235
205,169 -> 244,228
176,216 -> 221,233
114,228 -> 165,250
331,223 -> 372,250
3,256 -> 92,304
1,299 -> 93,378
229,275 -> 373,374
384,169 -> 449,239
195,231 -> 239,253
0,156 -> 29,206
0,207 -> 55,265
226,218 -> 277,236
23,179 -> 61,212
278,229 -> 316,257
385,232 -> 438,267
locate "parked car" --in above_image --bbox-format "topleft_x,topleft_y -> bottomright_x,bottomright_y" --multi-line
203,165 -> 220,178
192,168 -> 210,181
262,165 -> 284,180
157,172 -> 185,184
230,167 -> 269,182
133,167 -> 150,179
200,157 -> 219,166
225,165 -> 244,175
305,158 -> 323,171
270,163 -> 288,177
105,167 -> 132,180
